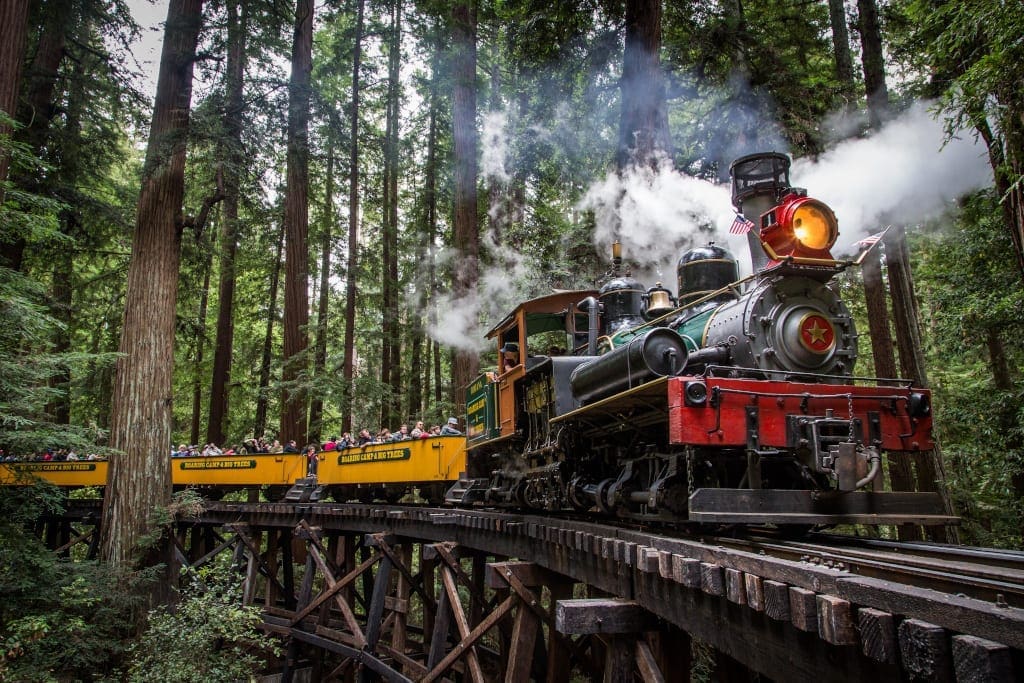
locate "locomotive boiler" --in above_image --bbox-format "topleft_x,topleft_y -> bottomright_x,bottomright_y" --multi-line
449,152 -> 953,528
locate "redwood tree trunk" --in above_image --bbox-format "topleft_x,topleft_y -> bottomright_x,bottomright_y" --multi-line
100,0 -> 203,571
255,223 -> 285,439
617,0 -> 670,170
341,0 -> 364,435
862,250 -> 919,542
857,0 -> 889,129
309,137 -> 334,443
381,0 -> 402,427
884,226 -> 957,543
451,0 -> 480,402
827,0 -> 855,108
208,0 -> 248,446
0,0 -> 31,238
279,0 -> 313,445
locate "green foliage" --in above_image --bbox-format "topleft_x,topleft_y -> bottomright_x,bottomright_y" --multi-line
0,485 -> 146,682
126,568 -> 279,683
911,191 -> 1024,547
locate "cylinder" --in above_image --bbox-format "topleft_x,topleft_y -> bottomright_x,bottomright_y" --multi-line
570,328 -> 688,405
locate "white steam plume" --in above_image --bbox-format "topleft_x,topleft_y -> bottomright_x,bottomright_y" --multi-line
792,101 -> 991,254
578,159 -> 742,279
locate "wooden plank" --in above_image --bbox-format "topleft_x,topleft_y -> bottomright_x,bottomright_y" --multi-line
951,635 -> 1014,683
547,581 -> 575,683
505,597 -> 541,683
763,580 -> 790,622
858,608 -> 898,664
725,569 -> 746,605
555,599 -> 654,635
817,595 -> 856,646
441,565 -> 485,682
603,636 -> 633,683
899,619 -> 952,683
789,587 -> 817,632
422,594 -> 515,683
700,563 -> 724,596
486,561 -> 555,588
673,556 -> 701,589
635,639 -> 665,683
744,574 -> 764,612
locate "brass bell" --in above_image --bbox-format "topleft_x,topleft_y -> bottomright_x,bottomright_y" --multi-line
644,282 -> 676,319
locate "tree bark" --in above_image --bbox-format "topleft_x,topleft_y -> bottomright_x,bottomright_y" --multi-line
408,57 -> 440,420
884,226 -> 957,543
309,136 -> 335,443
862,250 -> 919,541
255,223 -> 285,440
827,0 -> 855,109
857,0 -> 889,129
341,0 -> 365,435
100,0 -> 203,574
617,0 -> 670,170
380,0 -> 402,428
190,235 -> 214,445
279,0 -> 313,446
451,0 -> 480,403
0,0 -> 30,205
208,0 -> 248,447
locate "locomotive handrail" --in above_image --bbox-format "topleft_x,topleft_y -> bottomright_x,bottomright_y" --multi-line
700,364 -> 918,388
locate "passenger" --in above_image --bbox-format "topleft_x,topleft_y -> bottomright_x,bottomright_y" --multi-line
283,440 -> 300,453
392,424 -> 412,441
410,421 -> 427,438
376,428 -> 392,443
500,342 -> 520,373
338,432 -> 354,448
305,444 -> 320,478
440,417 -> 462,436
323,436 -> 338,451
269,440 -> 284,454
429,425 -> 441,436
175,444 -> 189,458
357,429 -> 374,446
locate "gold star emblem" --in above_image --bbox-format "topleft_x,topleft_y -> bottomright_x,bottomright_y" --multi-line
806,321 -> 828,344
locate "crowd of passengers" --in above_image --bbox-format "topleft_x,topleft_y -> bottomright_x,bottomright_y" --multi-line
0,448 -> 105,462
169,417 -> 463,459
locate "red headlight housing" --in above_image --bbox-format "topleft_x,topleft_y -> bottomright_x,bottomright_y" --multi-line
759,194 -> 838,261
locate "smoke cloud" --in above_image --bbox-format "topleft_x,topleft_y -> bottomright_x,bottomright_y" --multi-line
791,101 -> 992,254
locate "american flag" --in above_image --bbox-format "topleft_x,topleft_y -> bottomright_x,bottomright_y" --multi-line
855,231 -> 884,248
729,213 -> 756,235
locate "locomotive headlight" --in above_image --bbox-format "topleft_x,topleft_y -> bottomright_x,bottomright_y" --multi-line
791,202 -> 837,251
759,194 -> 839,261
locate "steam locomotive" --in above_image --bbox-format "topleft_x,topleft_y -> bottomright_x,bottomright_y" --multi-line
449,152 -> 953,528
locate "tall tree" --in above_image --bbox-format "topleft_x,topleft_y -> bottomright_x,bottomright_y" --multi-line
617,0 -> 670,169
450,0 -> 480,401
255,223 -> 285,440
0,0 -> 31,223
857,0 -> 889,129
279,0 -> 314,446
309,135 -> 334,443
380,0 -> 402,427
827,0 -> 855,108
100,0 -> 204,571
207,0 -> 248,446
341,0 -> 365,435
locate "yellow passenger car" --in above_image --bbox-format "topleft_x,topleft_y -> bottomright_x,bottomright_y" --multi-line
171,453 -> 306,490
0,461 -> 109,487
317,436 -> 466,503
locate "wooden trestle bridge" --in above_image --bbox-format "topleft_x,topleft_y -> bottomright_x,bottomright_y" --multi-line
45,499 -> 1024,682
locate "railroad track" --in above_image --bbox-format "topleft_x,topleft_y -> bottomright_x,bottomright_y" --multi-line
713,531 -> 1024,608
